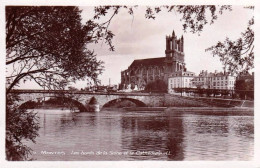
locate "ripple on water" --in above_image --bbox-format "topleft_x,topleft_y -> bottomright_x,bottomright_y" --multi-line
25,109 -> 254,161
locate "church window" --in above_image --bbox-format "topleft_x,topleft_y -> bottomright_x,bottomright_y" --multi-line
154,68 -> 157,74
148,67 -> 153,74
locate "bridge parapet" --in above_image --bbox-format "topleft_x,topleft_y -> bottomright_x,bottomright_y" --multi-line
10,89 -> 166,111
10,89 -> 164,96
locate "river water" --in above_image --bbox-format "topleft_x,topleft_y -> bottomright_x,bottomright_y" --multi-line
25,108 -> 254,161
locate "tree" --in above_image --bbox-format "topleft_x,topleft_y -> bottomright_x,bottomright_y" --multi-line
173,87 -> 184,96
6,6 -> 116,93
5,5 -> 254,160
68,86 -> 79,91
93,5 -> 232,34
5,6 -> 115,160
7,6 -> 253,92
92,5 -> 253,74
145,80 -> 167,93
6,94 -> 40,160
206,17 -> 254,74
235,76 -> 254,100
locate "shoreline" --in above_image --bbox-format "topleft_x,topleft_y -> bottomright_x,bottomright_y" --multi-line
123,107 -> 254,116
123,106 -> 253,111
28,106 -> 253,116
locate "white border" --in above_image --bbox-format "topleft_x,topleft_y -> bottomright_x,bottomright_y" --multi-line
0,0 -> 259,168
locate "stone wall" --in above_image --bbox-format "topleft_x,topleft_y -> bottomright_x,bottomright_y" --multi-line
164,94 -> 209,107
184,97 -> 254,108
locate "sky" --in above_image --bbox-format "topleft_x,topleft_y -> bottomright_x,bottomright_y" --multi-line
17,6 -> 253,89
77,6 -> 253,87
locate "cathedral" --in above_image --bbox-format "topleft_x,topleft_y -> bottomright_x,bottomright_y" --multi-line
120,30 -> 186,90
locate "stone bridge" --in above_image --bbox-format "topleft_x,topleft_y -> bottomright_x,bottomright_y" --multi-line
10,90 -> 167,111
10,89 -> 222,112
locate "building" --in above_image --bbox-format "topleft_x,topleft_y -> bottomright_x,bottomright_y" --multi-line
192,70 -> 236,90
168,70 -> 195,94
192,70 -> 211,89
120,30 -> 186,90
211,71 -> 236,90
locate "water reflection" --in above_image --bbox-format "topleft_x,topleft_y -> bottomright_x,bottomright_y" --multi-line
26,109 -> 254,161
120,113 -> 170,160
167,115 -> 185,160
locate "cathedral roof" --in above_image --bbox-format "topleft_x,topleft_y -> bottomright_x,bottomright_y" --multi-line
129,57 -> 165,68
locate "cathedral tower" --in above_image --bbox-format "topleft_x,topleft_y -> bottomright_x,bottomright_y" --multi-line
165,29 -> 185,72
120,29 -> 187,90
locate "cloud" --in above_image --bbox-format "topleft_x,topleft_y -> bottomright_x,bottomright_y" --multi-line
18,6 -> 254,88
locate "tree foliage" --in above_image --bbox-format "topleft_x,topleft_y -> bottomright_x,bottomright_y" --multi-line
6,95 -> 40,160
206,17 -> 254,74
5,6 -> 115,160
5,5 -> 254,160
93,5 -> 253,74
145,80 -> 167,93
7,5 -> 252,92
93,5 -> 232,34
235,78 -> 254,100
6,6 -> 114,93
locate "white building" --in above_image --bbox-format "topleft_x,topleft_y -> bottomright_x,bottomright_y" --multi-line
192,70 -> 211,89
192,70 -> 236,90
168,70 -> 195,94
211,72 -> 236,90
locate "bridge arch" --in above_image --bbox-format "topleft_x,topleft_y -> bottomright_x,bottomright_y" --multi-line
19,96 -> 87,112
102,98 -> 146,108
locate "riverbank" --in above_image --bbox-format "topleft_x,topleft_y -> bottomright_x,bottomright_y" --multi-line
177,95 -> 254,108
123,106 -> 253,116
166,107 -> 253,116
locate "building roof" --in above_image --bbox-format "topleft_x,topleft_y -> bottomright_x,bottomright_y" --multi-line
129,57 -> 165,68
171,70 -> 195,77
196,70 -> 235,77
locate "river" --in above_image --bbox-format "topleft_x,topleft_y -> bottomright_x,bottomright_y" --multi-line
24,108 -> 254,161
